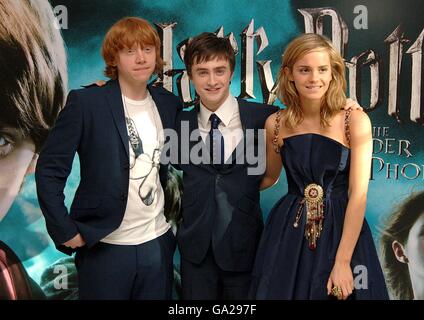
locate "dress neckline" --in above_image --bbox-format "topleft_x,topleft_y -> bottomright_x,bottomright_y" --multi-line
282,133 -> 351,150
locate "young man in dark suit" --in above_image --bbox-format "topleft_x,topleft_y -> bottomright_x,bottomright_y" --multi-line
35,17 -> 181,300
173,33 -> 278,299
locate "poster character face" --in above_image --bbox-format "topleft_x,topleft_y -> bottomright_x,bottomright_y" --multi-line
388,193 -> 424,300
403,213 -> 424,280
0,129 -> 36,221
0,0 -> 67,223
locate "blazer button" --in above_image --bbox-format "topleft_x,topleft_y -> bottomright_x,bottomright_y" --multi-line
123,164 -> 129,171
121,194 -> 127,201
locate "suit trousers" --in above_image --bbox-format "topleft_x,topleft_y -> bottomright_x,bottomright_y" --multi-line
180,245 -> 251,300
75,228 -> 176,300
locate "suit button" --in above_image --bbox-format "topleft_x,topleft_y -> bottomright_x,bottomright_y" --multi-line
121,194 -> 127,201
123,164 -> 129,171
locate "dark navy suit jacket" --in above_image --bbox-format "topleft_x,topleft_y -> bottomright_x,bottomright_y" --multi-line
35,80 -> 182,255
174,99 -> 278,272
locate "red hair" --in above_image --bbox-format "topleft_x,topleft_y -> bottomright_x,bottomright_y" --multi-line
101,17 -> 164,79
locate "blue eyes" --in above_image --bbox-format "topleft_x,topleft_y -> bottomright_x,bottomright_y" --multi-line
126,47 -> 153,54
0,136 -> 13,157
0,136 -> 7,146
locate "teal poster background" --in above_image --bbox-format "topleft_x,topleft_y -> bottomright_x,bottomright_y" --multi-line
0,0 -> 423,299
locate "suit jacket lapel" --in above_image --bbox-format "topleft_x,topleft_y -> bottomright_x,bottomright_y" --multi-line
105,81 -> 173,159
148,84 -> 170,130
189,105 -> 201,146
105,80 -> 129,158
230,98 -> 255,165
237,98 -> 253,133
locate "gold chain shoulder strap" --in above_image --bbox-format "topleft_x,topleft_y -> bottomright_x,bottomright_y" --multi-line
344,108 -> 352,147
272,110 -> 282,153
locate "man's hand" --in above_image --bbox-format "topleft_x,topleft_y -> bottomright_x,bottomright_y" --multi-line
95,80 -> 106,87
81,80 -> 106,88
63,233 -> 86,249
342,98 -> 363,111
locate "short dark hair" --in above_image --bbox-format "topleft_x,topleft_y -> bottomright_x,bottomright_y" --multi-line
184,32 -> 235,76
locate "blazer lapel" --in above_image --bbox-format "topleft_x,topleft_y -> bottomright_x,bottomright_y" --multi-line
148,84 -> 171,130
229,98 -> 255,165
105,80 -> 129,158
237,98 -> 254,133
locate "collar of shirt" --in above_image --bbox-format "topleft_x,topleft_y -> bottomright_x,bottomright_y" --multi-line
122,92 -> 151,106
199,94 -> 238,129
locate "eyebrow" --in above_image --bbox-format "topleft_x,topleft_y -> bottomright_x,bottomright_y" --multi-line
124,43 -> 154,49
194,66 -> 227,72
297,65 -> 329,68
0,126 -> 25,142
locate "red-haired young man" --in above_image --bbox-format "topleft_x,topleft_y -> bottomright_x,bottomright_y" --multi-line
36,17 -> 181,300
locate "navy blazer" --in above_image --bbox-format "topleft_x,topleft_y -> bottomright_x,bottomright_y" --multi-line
174,99 -> 278,272
35,80 -> 182,255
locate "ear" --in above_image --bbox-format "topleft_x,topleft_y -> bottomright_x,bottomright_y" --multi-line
392,240 -> 409,264
284,67 -> 293,81
25,153 -> 38,176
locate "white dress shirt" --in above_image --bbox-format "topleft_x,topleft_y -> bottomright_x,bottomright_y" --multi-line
198,94 -> 243,162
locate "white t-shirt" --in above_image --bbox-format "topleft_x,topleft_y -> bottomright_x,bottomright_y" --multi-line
101,93 -> 170,245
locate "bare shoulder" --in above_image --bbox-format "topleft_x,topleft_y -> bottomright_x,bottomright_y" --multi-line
265,109 -> 281,129
265,109 -> 285,129
348,109 -> 371,136
349,109 -> 371,126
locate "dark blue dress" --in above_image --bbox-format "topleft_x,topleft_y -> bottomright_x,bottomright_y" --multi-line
250,133 -> 389,299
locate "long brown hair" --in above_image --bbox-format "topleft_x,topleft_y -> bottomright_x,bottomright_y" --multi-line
277,33 -> 346,128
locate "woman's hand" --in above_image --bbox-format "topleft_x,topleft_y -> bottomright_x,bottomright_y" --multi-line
326,260 -> 354,300
342,98 -> 363,111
